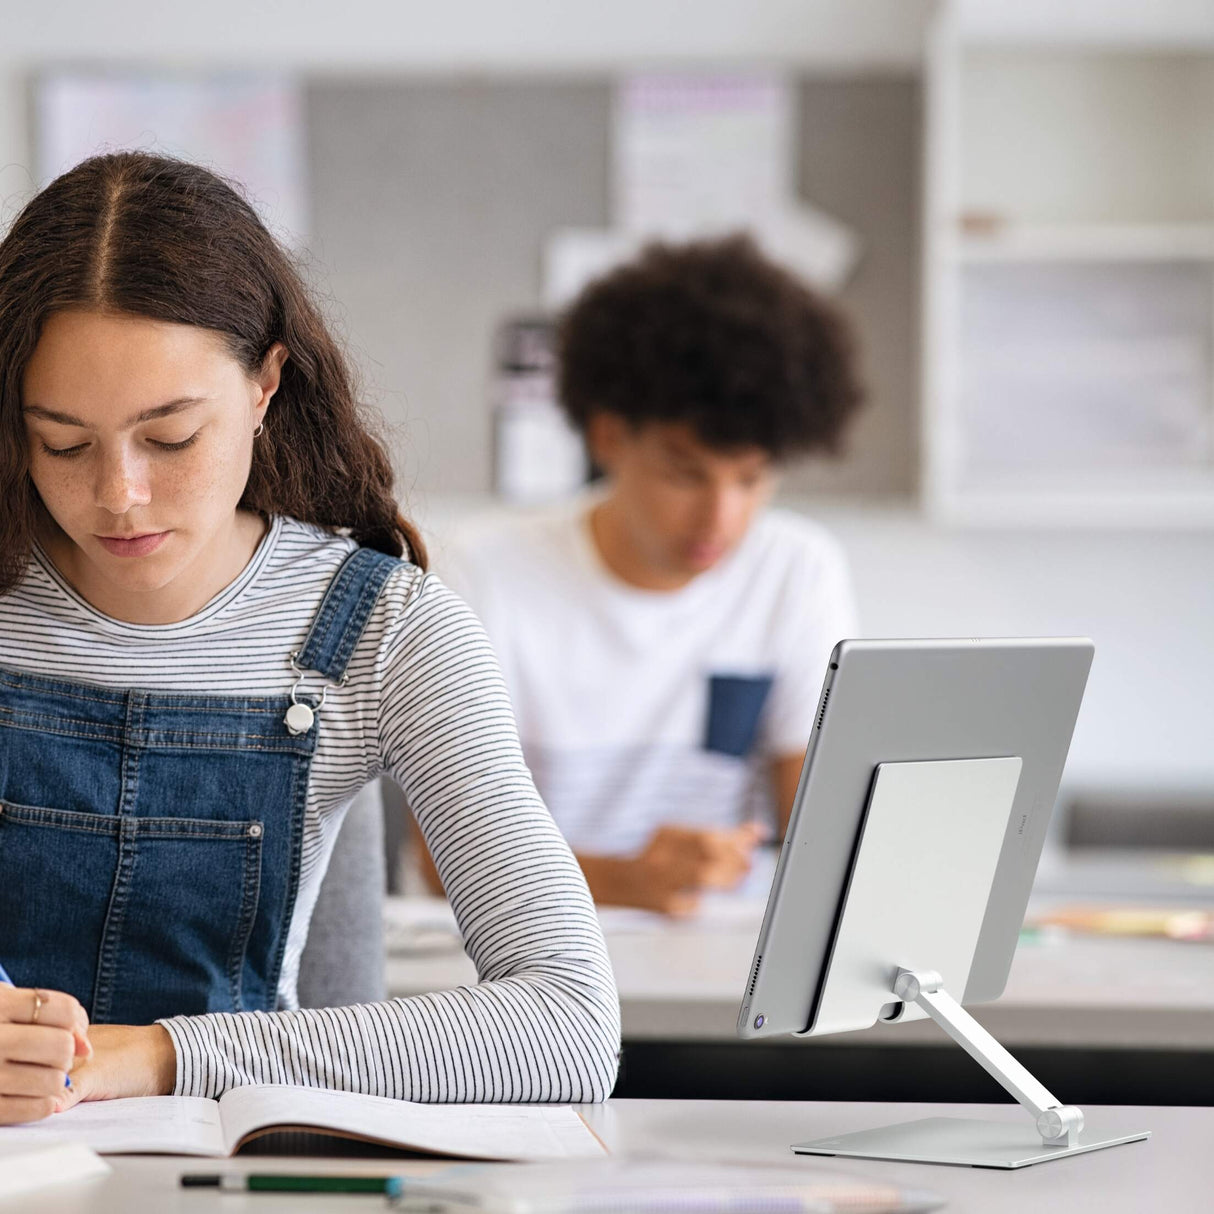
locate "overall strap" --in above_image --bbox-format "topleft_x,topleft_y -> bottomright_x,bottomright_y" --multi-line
295,547 -> 403,682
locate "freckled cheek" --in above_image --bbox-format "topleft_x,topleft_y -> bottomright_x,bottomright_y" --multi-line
156,442 -> 251,512
27,455 -> 90,522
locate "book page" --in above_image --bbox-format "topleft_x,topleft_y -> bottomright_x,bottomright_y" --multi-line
0,1096 -> 227,1156
218,1085 -> 606,1161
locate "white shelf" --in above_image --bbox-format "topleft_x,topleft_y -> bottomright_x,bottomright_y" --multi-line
921,9 -> 1214,527
958,223 -> 1214,263
930,486 -> 1214,530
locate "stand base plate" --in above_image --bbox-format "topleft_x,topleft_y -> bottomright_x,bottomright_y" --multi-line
793,1117 -> 1150,1169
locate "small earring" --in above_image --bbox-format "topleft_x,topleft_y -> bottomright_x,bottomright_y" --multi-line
253,423 -> 265,438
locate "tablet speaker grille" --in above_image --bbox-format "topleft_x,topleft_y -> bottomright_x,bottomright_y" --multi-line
747,955 -> 763,998
815,687 -> 831,730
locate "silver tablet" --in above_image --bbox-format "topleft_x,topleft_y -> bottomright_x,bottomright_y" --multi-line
737,637 -> 1094,1039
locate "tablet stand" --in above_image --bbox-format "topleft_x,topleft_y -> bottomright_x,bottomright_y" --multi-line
790,757 -> 1149,1169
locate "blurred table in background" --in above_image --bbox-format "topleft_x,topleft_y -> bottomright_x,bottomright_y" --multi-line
385,847 -> 1214,1103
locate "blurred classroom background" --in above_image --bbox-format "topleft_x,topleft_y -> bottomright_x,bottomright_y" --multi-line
3,0 -> 1214,1099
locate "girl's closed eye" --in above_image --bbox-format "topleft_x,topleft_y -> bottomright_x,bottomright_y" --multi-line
40,441 -> 88,458
148,433 -> 200,451
39,433 -> 201,457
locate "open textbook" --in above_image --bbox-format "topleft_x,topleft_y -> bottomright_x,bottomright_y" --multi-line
0,1085 -> 606,1161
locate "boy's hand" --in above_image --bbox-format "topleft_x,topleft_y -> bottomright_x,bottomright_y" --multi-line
580,821 -> 766,917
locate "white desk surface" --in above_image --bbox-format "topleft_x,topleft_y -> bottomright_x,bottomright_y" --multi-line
385,884 -> 1214,1049
22,1099 -> 1212,1214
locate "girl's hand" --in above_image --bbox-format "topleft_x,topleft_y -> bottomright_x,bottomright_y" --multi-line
0,986 -> 91,1125
53,1024 -> 178,1113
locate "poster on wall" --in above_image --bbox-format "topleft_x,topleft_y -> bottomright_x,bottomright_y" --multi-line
36,73 -> 307,244
544,72 -> 861,307
613,73 -> 795,233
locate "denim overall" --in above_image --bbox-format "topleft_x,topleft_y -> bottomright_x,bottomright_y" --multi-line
0,546 -> 399,1025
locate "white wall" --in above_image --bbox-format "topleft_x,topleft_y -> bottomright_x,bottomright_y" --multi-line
0,1 -> 932,69
816,505 -> 1214,793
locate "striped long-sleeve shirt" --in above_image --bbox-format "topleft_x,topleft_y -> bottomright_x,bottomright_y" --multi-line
0,515 -> 620,1102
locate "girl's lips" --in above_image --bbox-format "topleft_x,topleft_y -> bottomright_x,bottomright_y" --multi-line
96,531 -> 170,558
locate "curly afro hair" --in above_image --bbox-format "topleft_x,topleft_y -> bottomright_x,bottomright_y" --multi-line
555,234 -> 863,460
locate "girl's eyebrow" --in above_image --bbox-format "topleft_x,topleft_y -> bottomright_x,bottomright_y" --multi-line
22,397 -> 210,429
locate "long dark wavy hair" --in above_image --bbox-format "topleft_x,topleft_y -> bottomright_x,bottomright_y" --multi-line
0,150 -> 425,595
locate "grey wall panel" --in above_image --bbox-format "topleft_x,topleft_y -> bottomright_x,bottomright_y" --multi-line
788,76 -> 921,498
307,75 -> 918,499
307,80 -> 611,496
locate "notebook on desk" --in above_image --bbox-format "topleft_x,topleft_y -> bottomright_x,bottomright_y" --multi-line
0,1085 -> 605,1161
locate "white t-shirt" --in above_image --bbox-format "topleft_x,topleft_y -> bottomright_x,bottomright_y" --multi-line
442,498 -> 858,856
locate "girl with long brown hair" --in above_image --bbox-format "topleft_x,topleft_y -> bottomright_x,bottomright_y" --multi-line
0,152 -> 618,1123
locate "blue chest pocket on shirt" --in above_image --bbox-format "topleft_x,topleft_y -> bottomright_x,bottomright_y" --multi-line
704,674 -> 775,759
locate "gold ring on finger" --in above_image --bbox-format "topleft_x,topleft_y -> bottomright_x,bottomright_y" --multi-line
31,989 -> 44,1025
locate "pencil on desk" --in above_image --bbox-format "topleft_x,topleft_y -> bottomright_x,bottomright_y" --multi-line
182,1173 -> 405,1195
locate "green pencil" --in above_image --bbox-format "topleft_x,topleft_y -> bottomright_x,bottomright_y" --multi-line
181,1172 -> 405,1195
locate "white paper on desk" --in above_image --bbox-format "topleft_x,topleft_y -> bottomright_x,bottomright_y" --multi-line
390,1159 -> 944,1214
595,898 -> 768,935
0,1140 -> 111,1199
0,1096 -> 227,1155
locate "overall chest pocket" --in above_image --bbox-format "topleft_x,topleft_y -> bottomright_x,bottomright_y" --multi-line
0,801 -> 263,1024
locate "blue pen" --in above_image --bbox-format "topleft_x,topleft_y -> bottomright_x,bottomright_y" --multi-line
0,961 -> 72,1088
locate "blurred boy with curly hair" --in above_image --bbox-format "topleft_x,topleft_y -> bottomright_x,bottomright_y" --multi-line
443,235 -> 865,915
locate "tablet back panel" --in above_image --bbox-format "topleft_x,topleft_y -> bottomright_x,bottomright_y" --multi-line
737,637 -> 1093,1039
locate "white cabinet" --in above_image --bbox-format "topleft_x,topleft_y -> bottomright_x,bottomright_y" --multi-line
922,3 -> 1214,525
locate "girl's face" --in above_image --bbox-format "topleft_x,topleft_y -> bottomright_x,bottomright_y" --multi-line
22,309 -> 284,620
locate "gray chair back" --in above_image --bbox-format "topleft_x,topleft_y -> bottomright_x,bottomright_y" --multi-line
297,780 -> 388,1008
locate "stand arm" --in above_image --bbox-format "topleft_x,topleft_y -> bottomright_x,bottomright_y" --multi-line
893,969 -> 1084,1148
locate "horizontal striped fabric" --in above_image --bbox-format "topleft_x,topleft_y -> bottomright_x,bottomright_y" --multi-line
0,516 -> 620,1102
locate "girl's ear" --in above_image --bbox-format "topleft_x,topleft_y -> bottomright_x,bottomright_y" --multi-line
253,343 -> 289,417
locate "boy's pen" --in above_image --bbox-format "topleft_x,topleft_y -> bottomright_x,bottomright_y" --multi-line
182,1173 -> 405,1195
0,960 -> 72,1088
